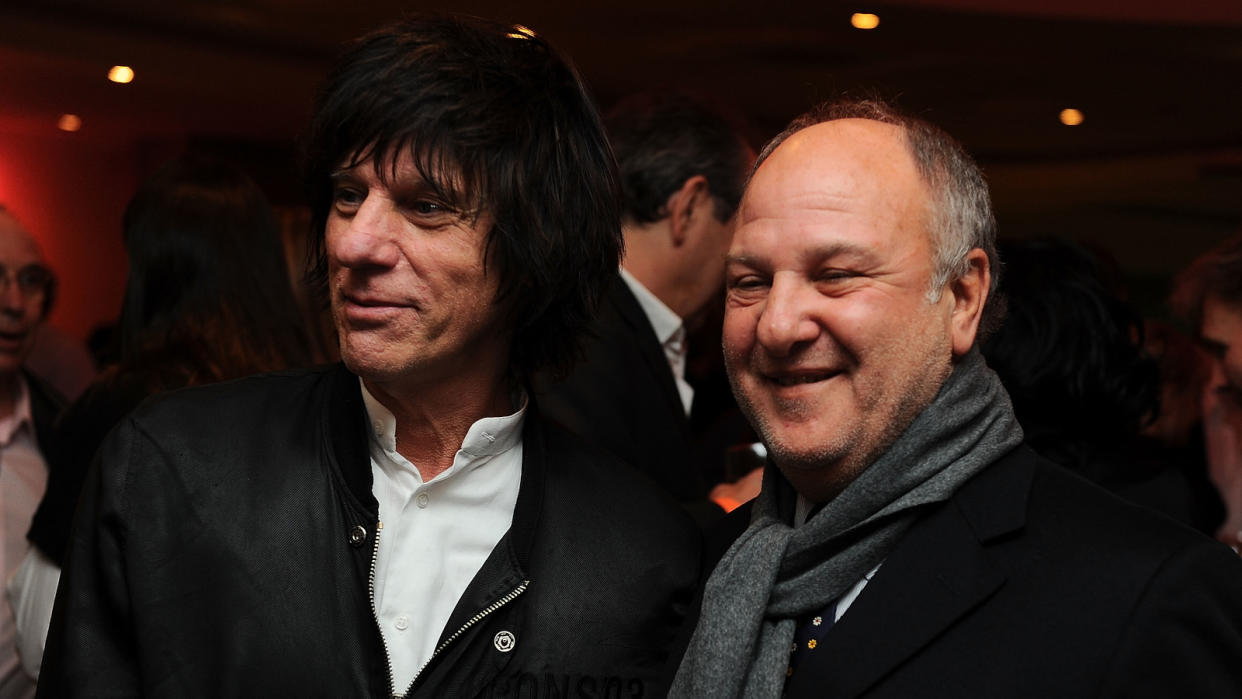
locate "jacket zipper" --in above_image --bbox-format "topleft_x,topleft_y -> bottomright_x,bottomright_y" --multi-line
367,521 -> 399,698
370,518 -> 530,698
399,579 -> 529,696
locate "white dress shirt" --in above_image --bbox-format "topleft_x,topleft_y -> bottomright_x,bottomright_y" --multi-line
0,376 -> 46,699
619,268 -> 694,416
362,380 -> 525,693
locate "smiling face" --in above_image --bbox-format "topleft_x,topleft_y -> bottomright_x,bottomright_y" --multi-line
0,212 -> 48,378
723,119 -> 963,501
325,151 -> 509,398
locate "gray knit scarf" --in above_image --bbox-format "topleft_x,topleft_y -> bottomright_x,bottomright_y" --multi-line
670,348 -> 1023,698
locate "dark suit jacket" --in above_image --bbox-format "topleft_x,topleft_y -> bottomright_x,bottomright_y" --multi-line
702,446 -> 1242,697
535,276 -> 717,519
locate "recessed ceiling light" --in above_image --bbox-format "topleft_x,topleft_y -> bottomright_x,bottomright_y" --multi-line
108,65 -> 134,84
507,24 -> 536,39
851,13 -> 880,30
1059,108 -> 1084,126
57,114 -> 82,132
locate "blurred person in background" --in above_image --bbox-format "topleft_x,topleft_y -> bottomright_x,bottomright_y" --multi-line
1173,233 -> 1242,547
980,237 -> 1221,534
6,155 -> 313,680
0,206 -> 61,699
534,91 -> 756,525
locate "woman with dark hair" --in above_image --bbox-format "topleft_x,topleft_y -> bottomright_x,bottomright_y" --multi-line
8,155 -> 313,678
981,237 -> 1221,533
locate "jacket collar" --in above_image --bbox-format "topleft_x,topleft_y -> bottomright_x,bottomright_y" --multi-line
324,360 -> 546,585
800,446 -> 1034,698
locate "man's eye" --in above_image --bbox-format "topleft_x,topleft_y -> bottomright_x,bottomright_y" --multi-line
729,275 -> 768,292
817,269 -> 857,283
15,266 -> 49,293
411,200 -> 444,216
332,187 -> 364,211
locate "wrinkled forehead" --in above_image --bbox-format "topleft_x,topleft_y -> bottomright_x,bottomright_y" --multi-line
0,211 -> 45,267
735,120 -> 932,256
743,120 -> 923,220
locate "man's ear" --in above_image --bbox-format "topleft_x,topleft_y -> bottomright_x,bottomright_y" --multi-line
666,175 -> 709,247
948,248 -> 990,357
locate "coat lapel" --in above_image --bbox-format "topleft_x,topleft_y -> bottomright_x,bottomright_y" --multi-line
608,278 -> 690,427
796,449 -> 1034,698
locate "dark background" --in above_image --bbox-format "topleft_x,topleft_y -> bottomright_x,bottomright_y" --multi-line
1,0 -> 1239,340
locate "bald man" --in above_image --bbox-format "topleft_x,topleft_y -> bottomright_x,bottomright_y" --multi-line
0,207 -> 61,698
672,100 -> 1242,698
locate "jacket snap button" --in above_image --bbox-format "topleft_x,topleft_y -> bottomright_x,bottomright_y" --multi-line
348,525 -> 367,547
493,630 -> 516,653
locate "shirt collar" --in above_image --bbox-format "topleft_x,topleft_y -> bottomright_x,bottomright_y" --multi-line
359,378 -> 527,470
0,374 -> 33,447
619,267 -> 684,348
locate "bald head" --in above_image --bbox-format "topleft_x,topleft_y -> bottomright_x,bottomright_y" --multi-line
722,113 -> 993,501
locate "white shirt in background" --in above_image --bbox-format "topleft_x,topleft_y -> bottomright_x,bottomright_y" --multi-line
620,268 -> 694,416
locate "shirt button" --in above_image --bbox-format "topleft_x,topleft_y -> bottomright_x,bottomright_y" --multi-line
372,421 -> 383,435
394,615 -> 409,631
416,493 -> 429,508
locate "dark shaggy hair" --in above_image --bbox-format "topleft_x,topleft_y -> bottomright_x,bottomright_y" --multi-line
605,91 -> 751,225
304,15 -> 623,379
981,238 -> 1158,439
753,98 -> 1002,338
120,155 -> 311,382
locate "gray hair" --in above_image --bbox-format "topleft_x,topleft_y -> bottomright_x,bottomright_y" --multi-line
752,99 -> 1000,328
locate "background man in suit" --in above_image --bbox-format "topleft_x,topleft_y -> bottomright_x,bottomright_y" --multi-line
672,99 -> 1242,697
536,92 -> 756,523
0,206 -> 60,699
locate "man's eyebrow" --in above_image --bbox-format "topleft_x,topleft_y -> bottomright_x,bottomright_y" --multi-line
1199,336 -> 1228,355
725,253 -> 763,267
725,242 -> 875,267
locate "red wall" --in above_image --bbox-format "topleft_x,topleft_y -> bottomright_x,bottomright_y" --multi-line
0,126 -> 133,342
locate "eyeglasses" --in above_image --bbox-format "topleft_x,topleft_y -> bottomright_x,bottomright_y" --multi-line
0,264 -> 52,298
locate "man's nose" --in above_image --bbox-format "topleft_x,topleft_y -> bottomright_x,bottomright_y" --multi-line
755,274 -> 819,357
330,196 -> 402,270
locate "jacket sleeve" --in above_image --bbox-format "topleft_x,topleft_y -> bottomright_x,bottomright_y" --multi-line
1099,539 -> 1242,697
37,419 -> 144,697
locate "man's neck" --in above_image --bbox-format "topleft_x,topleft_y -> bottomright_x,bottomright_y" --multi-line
622,223 -> 692,319
364,373 -> 513,482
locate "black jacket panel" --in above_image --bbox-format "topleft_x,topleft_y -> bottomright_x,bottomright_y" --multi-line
772,446 -> 1242,698
39,365 -> 700,698
534,277 -> 701,503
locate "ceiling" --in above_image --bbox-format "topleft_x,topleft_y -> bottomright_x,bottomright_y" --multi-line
1,0 -> 1240,292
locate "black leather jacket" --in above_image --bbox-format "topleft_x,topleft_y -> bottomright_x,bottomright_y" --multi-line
39,365 -> 700,698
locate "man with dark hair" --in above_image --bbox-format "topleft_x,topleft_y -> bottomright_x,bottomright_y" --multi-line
672,99 -> 1242,697
535,92 -> 755,521
0,207 -> 61,699
40,17 -> 698,698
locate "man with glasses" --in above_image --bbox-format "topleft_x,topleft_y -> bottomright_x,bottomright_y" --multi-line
0,206 -> 60,699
